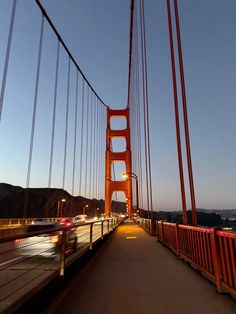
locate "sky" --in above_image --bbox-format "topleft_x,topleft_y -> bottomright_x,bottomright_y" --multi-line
0,0 -> 236,211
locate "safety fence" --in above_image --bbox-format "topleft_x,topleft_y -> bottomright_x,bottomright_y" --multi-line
137,218 -> 236,298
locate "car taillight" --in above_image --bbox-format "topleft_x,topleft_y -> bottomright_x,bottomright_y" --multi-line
66,222 -> 72,227
51,235 -> 59,243
14,238 -> 24,243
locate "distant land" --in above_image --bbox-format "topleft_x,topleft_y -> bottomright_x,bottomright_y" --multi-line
0,183 -> 236,229
0,183 -> 126,218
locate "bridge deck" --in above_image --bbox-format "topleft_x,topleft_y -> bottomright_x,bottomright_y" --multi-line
44,220 -> 235,314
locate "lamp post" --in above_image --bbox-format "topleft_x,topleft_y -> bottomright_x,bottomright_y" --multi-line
83,204 -> 88,216
122,172 -> 139,217
95,207 -> 99,218
57,198 -> 66,218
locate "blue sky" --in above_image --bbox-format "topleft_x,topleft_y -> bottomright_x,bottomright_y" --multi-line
0,0 -> 236,210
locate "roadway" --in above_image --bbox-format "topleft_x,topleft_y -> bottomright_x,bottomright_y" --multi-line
43,220 -> 236,314
0,220 -> 113,313
0,222 -> 106,267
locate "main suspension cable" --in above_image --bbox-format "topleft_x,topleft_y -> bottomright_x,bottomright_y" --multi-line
35,0 -> 108,109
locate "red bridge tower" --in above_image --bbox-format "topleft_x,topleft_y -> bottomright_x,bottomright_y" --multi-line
105,108 -> 133,217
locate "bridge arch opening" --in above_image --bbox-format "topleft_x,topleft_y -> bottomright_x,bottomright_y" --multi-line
111,137 -> 126,152
111,161 -> 126,181
111,191 -> 126,214
110,117 -> 127,130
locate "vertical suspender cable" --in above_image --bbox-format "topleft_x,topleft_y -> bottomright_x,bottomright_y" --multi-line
88,92 -> 93,198
174,0 -> 197,225
24,14 -> 44,217
166,0 -> 187,224
48,40 -> 60,188
141,0 -> 153,217
62,57 -> 71,190
72,71 -> 79,195
26,14 -> 44,188
139,0 -> 150,218
127,0 -> 135,107
97,103 -> 101,199
78,79 -> 85,196
0,0 -> 17,121
84,85 -> 89,197
135,7 -> 144,215
95,98 -> 98,199
92,95 -> 97,198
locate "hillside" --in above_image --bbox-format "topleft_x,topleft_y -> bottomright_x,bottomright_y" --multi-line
0,183 -> 126,218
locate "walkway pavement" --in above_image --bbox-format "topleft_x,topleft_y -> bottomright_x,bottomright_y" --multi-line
44,220 -> 236,314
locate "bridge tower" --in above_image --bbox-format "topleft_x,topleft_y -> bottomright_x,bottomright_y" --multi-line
105,108 -> 133,217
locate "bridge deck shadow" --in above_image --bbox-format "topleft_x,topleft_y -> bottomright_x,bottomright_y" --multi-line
43,220 -> 235,314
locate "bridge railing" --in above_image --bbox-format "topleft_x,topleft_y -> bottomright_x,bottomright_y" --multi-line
0,218 -> 60,226
136,217 -> 236,298
0,217 -> 123,312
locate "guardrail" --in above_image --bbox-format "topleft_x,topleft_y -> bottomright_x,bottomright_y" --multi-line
0,217 -> 60,226
136,217 -> 236,298
0,217 -> 123,313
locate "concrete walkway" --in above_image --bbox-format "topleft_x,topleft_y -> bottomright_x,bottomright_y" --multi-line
44,220 -> 236,314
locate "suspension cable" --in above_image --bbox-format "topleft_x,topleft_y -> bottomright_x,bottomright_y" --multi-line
48,40 -> 60,188
26,14 -> 45,188
166,0 -> 187,224
62,57 -> 71,190
84,85 -> 90,197
141,0 -> 153,217
78,79 -> 85,196
134,7 -> 144,215
95,99 -> 99,199
72,71 -> 79,196
35,0 -> 108,109
139,0 -> 150,218
88,92 -> 93,198
127,0 -> 135,107
0,0 -> 17,121
174,0 -> 197,225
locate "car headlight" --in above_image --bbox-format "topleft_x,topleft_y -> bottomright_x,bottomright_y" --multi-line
51,235 -> 59,243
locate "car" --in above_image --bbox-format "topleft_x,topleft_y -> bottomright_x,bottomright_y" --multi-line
53,228 -> 77,255
59,218 -> 75,227
73,215 -> 87,224
18,221 -> 77,256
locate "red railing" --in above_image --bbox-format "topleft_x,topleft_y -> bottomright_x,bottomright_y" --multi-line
155,220 -> 236,297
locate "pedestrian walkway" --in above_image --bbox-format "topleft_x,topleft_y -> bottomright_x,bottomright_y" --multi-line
44,220 -> 236,314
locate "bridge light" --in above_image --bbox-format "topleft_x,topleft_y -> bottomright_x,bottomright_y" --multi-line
122,173 -> 128,180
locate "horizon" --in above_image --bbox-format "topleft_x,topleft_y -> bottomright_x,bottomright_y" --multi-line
1,181 -> 235,212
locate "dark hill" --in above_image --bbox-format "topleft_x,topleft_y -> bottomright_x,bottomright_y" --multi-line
0,183 -> 126,218
0,183 -> 23,201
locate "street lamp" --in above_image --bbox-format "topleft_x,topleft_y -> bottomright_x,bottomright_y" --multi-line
57,198 -> 66,218
83,204 -> 88,216
122,172 -> 139,217
95,207 -> 99,218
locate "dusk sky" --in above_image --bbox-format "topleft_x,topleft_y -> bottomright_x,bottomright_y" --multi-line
0,0 -> 236,211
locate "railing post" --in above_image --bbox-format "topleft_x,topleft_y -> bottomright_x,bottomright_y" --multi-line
107,219 -> 110,233
175,223 -> 180,256
101,220 -> 104,239
210,228 -> 222,293
160,221 -> 164,242
156,220 -> 159,241
59,229 -> 66,276
90,223 -> 93,250
150,220 -> 156,236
